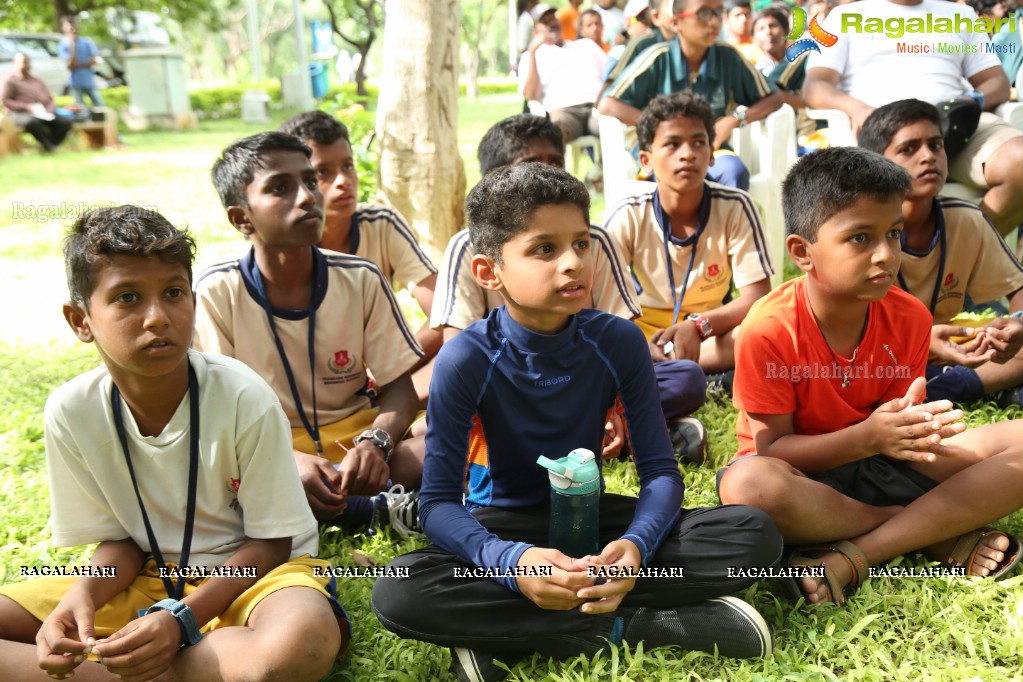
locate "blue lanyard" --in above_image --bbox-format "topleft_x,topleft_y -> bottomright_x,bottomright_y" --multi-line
656,190 -> 706,325
112,364 -> 199,600
896,213 -> 946,316
250,254 -> 322,455
665,231 -> 698,326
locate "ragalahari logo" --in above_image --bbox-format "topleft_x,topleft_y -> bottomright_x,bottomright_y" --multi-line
785,7 -> 839,62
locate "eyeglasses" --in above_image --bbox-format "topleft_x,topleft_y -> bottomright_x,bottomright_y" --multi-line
675,7 -> 725,23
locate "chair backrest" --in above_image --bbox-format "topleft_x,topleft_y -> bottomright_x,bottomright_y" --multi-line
598,113 -> 642,209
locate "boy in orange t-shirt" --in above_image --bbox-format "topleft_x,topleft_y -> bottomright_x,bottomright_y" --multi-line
718,147 -> 1023,606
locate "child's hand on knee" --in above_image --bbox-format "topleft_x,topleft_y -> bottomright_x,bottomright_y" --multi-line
576,539 -> 642,614
92,610 -> 182,682
515,547 -> 593,611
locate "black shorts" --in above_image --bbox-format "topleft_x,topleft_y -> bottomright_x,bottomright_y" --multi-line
718,454 -> 940,507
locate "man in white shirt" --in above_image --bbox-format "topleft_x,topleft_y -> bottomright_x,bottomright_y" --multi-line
804,0 -> 1023,236
519,6 -> 607,141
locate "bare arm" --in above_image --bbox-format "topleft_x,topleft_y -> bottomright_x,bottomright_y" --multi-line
967,65 -> 1011,110
803,65 -> 875,135
521,30 -> 550,103
747,378 -> 966,472
597,96 -> 642,125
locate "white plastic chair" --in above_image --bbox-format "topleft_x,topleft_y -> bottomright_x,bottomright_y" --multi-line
730,104 -> 797,286
527,100 -> 601,178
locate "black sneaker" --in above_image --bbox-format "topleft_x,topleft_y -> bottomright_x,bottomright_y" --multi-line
450,648 -> 508,682
668,416 -> 708,466
370,484 -> 422,539
993,385 -> 1023,409
622,596 -> 772,658
706,370 -> 735,399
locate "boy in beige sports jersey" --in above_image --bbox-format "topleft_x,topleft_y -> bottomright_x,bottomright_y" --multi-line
604,92 -> 773,378
858,99 -> 1023,407
195,132 -> 424,535
279,111 -> 441,404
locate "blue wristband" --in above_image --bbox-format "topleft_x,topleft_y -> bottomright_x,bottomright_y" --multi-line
965,89 -> 986,111
145,598 -> 203,648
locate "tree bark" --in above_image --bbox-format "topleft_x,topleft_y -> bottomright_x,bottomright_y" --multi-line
376,0 -> 464,265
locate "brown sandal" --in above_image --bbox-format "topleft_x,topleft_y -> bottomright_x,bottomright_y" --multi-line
942,527 -> 1022,580
785,539 -> 870,606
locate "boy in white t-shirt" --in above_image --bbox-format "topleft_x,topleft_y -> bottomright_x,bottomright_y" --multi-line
0,205 -> 345,681
196,132 -> 425,535
279,111 -> 441,403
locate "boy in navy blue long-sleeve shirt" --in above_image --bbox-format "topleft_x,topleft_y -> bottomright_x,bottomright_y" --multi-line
372,163 -> 783,682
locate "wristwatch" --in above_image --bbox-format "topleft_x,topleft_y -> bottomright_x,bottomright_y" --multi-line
354,428 -> 394,463
145,598 -> 203,648
685,313 -> 714,340
730,105 -> 748,128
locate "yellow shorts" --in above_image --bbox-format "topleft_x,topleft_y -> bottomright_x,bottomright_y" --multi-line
0,556 -> 349,640
633,307 -> 677,341
292,408 -> 425,463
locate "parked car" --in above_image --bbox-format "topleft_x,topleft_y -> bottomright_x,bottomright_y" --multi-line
0,32 -> 116,97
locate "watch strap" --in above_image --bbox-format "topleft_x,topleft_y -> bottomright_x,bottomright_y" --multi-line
354,428 -> 394,464
146,598 -> 203,648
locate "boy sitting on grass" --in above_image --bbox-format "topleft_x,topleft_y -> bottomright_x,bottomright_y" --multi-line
194,132 -> 424,536
279,111 -> 442,403
857,99 -> 1023,408
373,163 -> 783,682
433,113 -> 709,462
718,147 -> 1023,607
0,205 -> 344,681
604,92 -> 773,395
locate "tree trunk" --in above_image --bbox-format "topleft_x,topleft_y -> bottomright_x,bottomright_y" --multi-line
376,0 -> 464,265
355,44 -> 371,96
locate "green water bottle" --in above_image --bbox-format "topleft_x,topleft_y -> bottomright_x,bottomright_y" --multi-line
537,448 -> 600,558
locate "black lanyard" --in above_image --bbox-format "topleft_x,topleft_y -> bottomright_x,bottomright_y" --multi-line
250,255 -> 322,455
112,364 -> 199,601
897,214 -> 946,316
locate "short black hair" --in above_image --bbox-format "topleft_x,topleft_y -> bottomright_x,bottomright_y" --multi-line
637,91 -> 715,151
726,0 -> 751,10
477,114 -> 566,177
279,110 -> 351,146
211,131 -> 311,209
579,8 -> 602,30
857,99 -> 942,155
782,147 -> 911,242
751,6 -> 789,34
64,205 -> 196,306
466,163 -> 590,264
966,0 -> 1004,15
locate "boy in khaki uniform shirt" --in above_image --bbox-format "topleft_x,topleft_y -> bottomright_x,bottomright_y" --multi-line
859,99 -> 1023,406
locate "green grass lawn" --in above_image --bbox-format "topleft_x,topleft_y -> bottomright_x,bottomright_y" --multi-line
2,96 -> 1022,681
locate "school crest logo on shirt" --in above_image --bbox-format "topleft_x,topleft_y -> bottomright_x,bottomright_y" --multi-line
707,264 -> 721,278
942,273 -> 959,290
226,477 -> 240,511
328,350 -> 356,374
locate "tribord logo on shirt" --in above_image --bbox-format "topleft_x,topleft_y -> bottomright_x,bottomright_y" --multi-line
785,6 -> 838,62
